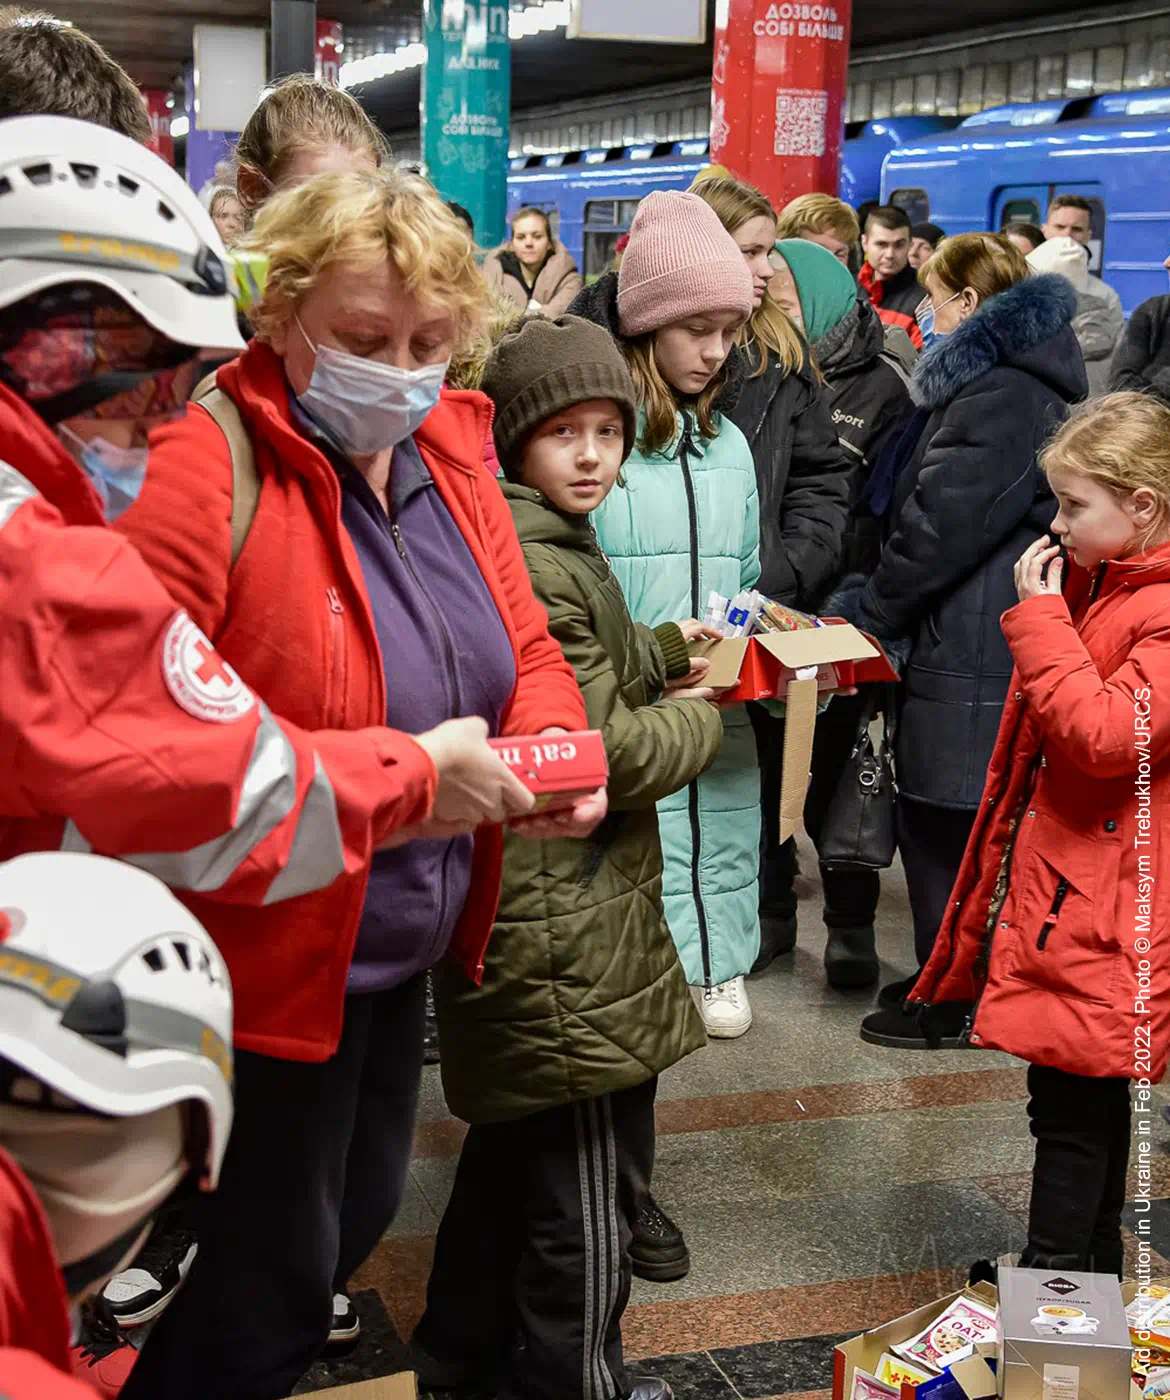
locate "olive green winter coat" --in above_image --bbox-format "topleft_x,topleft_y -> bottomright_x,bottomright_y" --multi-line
434,483 -> 723,1124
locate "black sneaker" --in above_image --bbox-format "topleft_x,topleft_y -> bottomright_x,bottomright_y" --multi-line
859,998 -> 973,1049
69,1298 -> 139,1398
101,1221 -> 198,1327
630,1195 -> 690,1282
327,1292 -> 361,1351
878,972 -> 922,1008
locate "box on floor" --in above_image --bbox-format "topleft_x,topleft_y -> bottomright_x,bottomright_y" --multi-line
285,1374 -> 416,1399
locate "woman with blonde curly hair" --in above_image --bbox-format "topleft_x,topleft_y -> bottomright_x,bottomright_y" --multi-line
115,168 -> 594,1400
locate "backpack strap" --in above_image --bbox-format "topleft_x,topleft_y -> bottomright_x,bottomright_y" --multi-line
191,373 -> 260,570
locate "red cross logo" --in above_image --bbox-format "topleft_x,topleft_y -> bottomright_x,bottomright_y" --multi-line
194,638 -> 234,688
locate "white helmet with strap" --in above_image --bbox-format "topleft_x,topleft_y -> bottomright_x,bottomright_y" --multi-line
0,852 -> 233,1190
0,114 -> 243,353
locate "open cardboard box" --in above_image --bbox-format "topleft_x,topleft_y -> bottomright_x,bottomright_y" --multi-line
284,1374 -> 416,1399
833,1283 -> 999,1400
692,621 -> 899,844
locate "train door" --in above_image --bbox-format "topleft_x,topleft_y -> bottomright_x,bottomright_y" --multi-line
994,184 -> 1047,234
1051,181 -> 1107,275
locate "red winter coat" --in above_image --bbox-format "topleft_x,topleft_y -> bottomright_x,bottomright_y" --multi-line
117,342 -> 586,1062
0,384 -> 438,904
913,543 -> 1170,1079
0,1148 -> 71,1376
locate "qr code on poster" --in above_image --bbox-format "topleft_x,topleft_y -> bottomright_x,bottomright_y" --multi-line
774,89 -> 828,157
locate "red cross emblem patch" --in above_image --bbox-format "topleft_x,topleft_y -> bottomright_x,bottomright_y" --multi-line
162,612 -> 256,724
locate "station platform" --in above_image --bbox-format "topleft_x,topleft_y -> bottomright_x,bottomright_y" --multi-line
294,837 -> 1170,1399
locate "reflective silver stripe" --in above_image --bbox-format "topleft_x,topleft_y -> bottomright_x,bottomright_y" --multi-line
62,704 -> 349,900
262,753 -> 346,904
0,461 -> 39,528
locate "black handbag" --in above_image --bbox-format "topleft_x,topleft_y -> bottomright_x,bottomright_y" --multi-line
818,684 -> 898,871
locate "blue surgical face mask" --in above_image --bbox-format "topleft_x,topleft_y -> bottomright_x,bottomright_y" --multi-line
294,314 -> 448,457
919,289 -> 963,347
58,424 -> 148,522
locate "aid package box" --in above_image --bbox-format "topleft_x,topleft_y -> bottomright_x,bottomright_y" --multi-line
290,1372 -> 417,1398
998,1267 -> 1131,1400
693,591 -> 900,843
833,1284 -> 1000,1400
488,730 -> 609,811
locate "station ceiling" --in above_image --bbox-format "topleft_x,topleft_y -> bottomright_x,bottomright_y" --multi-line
37,0 -> 1141,112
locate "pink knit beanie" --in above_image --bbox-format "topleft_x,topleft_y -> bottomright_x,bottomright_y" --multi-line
617,190 -> 755,337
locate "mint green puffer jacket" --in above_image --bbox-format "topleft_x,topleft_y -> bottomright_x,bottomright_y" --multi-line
592,407 -> 763,987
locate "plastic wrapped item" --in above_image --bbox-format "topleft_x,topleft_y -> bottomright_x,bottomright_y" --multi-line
726,589 -> 766,637
892,1295 -> 998,1374
850,1368 -> 899,1400
703,591 -> 731,635
1146,1368 -> 1170,1398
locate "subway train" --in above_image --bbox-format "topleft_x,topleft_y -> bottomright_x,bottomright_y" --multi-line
507,89 -> 1170,311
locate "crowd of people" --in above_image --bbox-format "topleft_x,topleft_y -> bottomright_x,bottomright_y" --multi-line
0,8 -> 1168,1400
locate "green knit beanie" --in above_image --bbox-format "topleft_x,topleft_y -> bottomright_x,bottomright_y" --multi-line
774,237 -> 858,343
481,315 -> 638,479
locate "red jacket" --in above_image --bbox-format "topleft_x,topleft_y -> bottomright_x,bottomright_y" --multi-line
117,342 -> 585,1062
913,543 -> 1170,1079
0,384 -> 438,904
0,1148 -> 71,1377
859,261 -> 925,350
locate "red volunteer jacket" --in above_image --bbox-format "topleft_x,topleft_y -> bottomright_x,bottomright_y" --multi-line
0,1147 -> 76,1387
913,543 -> 1170,1079
0,382 -> 441,907
117,342 -> 586,1062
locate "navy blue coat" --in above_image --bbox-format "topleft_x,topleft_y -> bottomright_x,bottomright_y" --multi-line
847,273 -> 1087,808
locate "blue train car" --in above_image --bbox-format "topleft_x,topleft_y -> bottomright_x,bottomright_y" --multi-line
880,91 -> 1170,313
840,117 -> 958,208
506,140 -> 712,278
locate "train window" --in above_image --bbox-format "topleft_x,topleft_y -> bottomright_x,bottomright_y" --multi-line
889,188 -> 929,224
937,70 -> 960,116
618,199 -> 641,225
585,200 -> 617,228
1001,198 -> 1042,227
584,232 -> 622,281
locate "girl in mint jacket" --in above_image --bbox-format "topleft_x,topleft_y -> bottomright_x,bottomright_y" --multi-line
570,190 -> 763,1039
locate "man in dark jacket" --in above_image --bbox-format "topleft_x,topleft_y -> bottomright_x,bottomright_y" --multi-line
859,207 -> 929,350
1109,261 -> 1170,404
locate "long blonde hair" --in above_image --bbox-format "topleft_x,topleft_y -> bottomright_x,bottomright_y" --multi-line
691,175 -> 805,378
1041,391 -> 1170,554
624,334 -> 728,456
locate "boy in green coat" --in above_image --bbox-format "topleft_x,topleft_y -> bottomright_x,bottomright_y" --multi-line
410,316 -> 724,1400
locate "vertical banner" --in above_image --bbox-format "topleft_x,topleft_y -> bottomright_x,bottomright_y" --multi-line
422,0 -> 511,248
184,63 -> 238,199
711,0 -> 852,209
316,19 -> 344,85
141,89 -> 175,166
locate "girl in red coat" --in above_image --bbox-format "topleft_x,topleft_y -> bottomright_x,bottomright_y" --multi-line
911,391 -> 1170,1277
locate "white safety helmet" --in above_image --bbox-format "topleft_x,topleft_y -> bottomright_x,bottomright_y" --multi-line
0,853 -> 233,1189
0,114 -> 243,353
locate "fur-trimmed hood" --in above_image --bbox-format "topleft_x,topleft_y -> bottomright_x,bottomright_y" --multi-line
567,271 -> 747,419
911,273 -> 1086,410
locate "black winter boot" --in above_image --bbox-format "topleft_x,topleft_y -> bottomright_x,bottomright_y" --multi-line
630,1195 -> 690,1282
823,926 -> 880,990
751,912 -> 798,974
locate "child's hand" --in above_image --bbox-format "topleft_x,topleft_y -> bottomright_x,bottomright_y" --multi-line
677,618 -> 724,644
1015,536 -> 1064,601
671,686 -> 717,702
666,654 -> 712,691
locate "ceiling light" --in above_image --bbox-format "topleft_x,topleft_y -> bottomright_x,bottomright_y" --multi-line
170,115 -> 190,138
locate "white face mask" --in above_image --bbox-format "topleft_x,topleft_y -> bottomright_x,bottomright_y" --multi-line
294,314 -> 448,457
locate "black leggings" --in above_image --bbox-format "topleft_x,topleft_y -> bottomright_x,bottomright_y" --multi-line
1022,1064 -> 1131,1277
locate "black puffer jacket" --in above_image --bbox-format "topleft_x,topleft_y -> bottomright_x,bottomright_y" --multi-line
1109,292 -> 1170,406
813,296 -> 913,579
843,273 -> 1087,809
728,338 -> 852,609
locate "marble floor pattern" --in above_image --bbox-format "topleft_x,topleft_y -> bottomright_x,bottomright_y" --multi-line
296,836 -> 1170,1398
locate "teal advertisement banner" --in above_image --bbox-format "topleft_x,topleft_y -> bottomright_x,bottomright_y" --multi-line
422,0 -> 511,248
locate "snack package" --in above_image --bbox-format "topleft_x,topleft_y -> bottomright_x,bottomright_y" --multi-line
1128,1285 -> 1170,1333
892,1296 -> 998,1374
877,1352 -> 934,1389
703,591 -> 731,635
1146,1368 -> 1170,1398
1134,1348 -> 1170,1384
1139,1290 -> 1170,1349
850,1368 -> 900,1400
726,589 -> 766,638
761,598 -> 820,632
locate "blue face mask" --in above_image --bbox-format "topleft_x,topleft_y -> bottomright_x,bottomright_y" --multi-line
58,425 -> 148,522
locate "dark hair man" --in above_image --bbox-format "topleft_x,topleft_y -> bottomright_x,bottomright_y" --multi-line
446,201 -> 475,237
859,206 -> 928,349
0,7 -> 151,141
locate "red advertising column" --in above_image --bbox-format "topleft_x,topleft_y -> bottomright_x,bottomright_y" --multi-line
710,0 -> 853,209
315,19 -> 343,86
140,89 -> 174,166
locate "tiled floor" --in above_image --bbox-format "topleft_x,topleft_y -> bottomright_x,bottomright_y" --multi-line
297,837 -> 1170,1398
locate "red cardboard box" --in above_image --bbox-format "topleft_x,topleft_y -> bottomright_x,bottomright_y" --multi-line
489,730 -> 609,811
694,621 -> 899,704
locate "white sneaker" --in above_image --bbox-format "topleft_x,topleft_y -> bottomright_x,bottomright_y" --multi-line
327,1292 -> 361,1348
693,976 -> 752,1038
